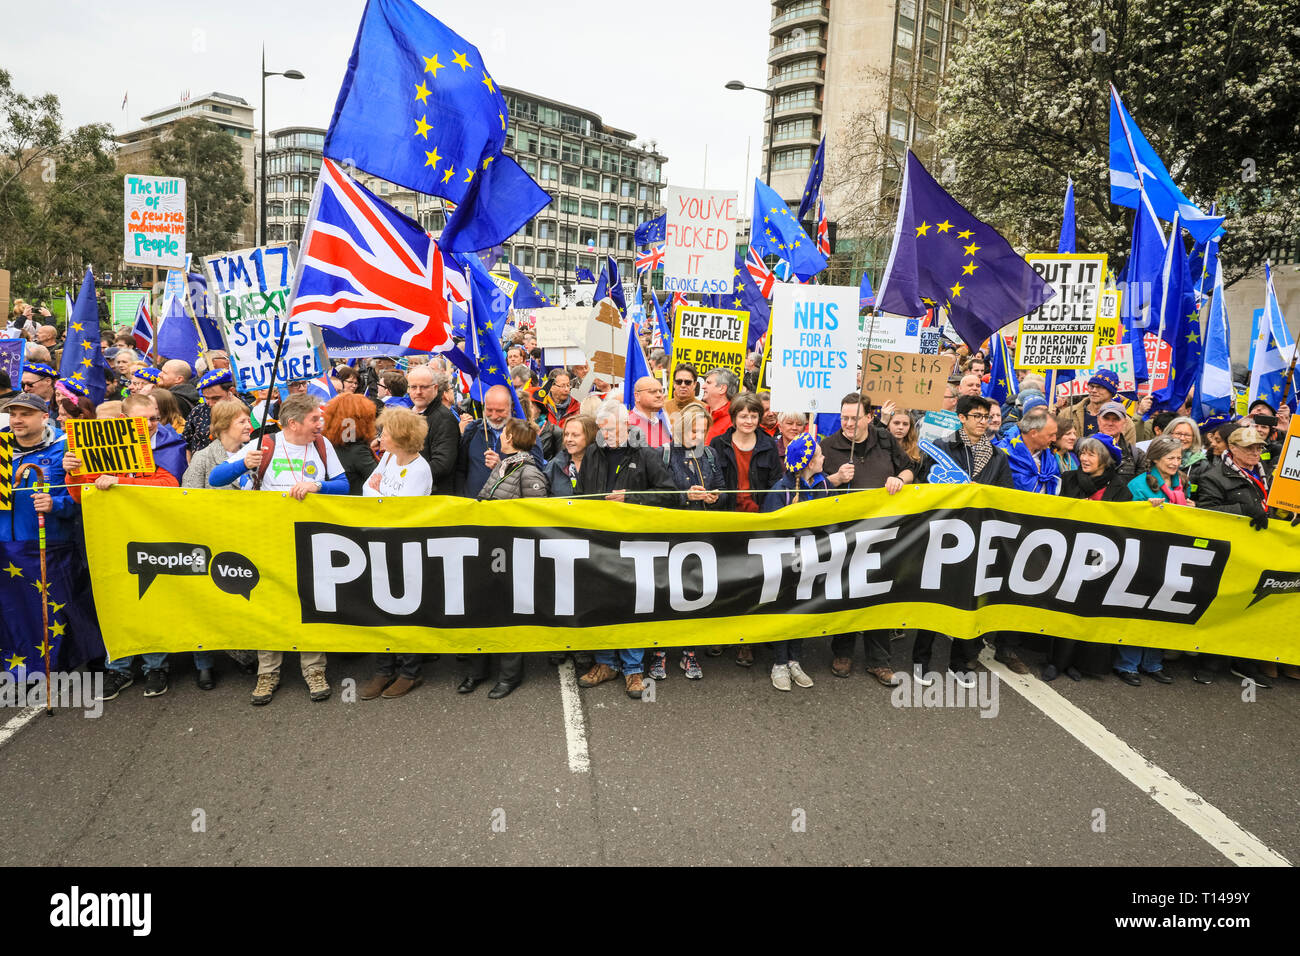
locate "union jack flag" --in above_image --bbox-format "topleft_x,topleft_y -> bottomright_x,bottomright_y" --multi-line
131,299 -> 153,355
289,158 -> 455,353
816,198 -> 830,257
635,243 -> 665,275
746,246 -> 777,298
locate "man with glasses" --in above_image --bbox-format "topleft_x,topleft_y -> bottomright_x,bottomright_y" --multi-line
20,363 -> 57,405
628,376 -> 671,447
665,362 -> 703,426
408,365 -> 460,492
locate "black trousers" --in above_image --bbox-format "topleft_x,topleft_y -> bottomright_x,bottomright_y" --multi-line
375,653 -> 422,680
829,630 -> 892,668
912,631 -> 982,670
470,653 -> 523,684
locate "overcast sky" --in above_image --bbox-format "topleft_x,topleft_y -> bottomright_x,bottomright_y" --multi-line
3,0 -> 772,208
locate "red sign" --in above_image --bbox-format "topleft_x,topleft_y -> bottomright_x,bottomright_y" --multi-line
1142,333 -> 1172,392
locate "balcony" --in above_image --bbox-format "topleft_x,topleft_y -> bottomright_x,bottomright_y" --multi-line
770,3 -> 828,31
772,99 -> 822,120
769,130 -> 822,151
768,36 -> 827,66
769,68 -> 825,92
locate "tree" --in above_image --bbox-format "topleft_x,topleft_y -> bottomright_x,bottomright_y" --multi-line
151,117 -> 251,259
935,0 -> 1299,284
0,69 -> 121,295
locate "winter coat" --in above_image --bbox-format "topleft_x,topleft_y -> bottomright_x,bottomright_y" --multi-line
477,452 -> 548,500
709,427 -> 782,510
418,402 -> 461,492
662,443 -> 726,510
2,424 -> 77,543
820,423 -> 914,489
1192,455 -> 1268,518
455,419 -> 545,498
574,442 -> 678,504
918,432 -> 1016,488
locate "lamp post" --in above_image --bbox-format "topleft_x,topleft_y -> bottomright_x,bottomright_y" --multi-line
260,46 -> 304,246
725,80 -> 776,186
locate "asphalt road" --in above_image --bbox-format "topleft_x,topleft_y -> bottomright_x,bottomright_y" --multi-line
1,634 -> 1296,867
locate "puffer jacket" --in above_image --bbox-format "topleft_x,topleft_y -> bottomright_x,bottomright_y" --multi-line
3,424 -> 77,543
1192,454 -> 1268,518
477,451 -> 548,500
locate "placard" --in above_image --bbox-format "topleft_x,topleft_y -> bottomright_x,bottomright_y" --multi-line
110,291 -> 148,330
1015,253 -> 1106,369
123,175 -> 186,269
671,305 -> 749,387
768,284 -> 858,413
65,417 -> 155,476
1096,289 -> 1122,347
857,315 -> 920,352
1054,344 -> 1136,398
859,349 -> 956,411
489,272 -> 518,304
0,268 -> 10,322
662,186 -> 737,295
204,244 -> 326,392
1142,332 -> 1172,393
918,409 -> 961,445
532,306 -> 586,350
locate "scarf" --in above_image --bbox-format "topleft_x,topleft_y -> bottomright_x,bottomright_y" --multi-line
957,428 -> 994,478
1221,450 -> 1267,499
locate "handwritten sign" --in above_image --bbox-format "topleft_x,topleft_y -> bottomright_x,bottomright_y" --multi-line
662,187 -> 736,295
110,291 -> 148,330
1053,344 -> 1137,398
123,175 -> 186,269
672,305 -> 749,386
768,284 -> 858,413
1015,253 -> 1107,369
65,417 -> 156,476
204,244 -> 326,392
859,349 -> 956,411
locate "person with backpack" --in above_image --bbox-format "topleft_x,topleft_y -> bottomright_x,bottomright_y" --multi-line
207,394 -> 348,705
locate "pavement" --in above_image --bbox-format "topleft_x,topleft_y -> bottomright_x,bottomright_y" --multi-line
0,634 -> 1296,867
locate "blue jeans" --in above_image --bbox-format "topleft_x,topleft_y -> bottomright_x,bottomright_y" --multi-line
107,651 -> 214,674
1115,645 -> 1164,674
595,648 -> 644,675
771,639 -> 804,666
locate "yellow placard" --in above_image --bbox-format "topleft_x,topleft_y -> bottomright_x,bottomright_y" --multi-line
671,305 -> 750,380
65,417 -> 155,476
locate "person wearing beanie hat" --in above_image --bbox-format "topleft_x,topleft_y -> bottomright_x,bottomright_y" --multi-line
130,365 -> 160,395
183,366 -> 248,456
19,362 -> 57,404
1060,366 -> 1152,445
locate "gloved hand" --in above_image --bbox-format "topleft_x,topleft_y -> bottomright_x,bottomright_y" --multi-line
1250,511 -> 1269,531
1290,511 -> 1300,527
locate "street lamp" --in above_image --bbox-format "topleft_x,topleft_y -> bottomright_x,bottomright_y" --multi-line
725,80 -> 776,186
261,47 -> 304,246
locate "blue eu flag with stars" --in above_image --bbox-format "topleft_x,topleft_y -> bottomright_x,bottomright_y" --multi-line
702,249 -> 771,351
58,268 -> 110,405
876,151 -> 1054,350
797,136 -> 825,221
324,0 -> 550,252
751,178 -> 826,282
509,264 -> 550,309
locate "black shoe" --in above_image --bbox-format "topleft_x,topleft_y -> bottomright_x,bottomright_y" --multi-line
457,676 -> 485,694
142,670 -> 169,697
487,680 -> 520,699
1065,666 -> 1083,682
96,671 -> 133,701
1229,663 -> 1272,689
1041,664 -> 1059,682
196,668 -> 216,691
1191,669 -> 1215,685
1145,669 -> 1174,685
1116,670 -> 1141,687
547,653 -> 566,666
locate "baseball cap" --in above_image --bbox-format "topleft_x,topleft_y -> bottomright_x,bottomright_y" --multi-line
1098,401 -> 1128,419
5,392 -> 49,413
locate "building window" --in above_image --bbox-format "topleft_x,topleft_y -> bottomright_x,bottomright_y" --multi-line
776,88 -> 818,111
580,200 -> 598,219
601,175 -> 618,194
562,141 -> 581,164
583,171 -> 598,191
774,118 -> 815,141
537,250 -> 556,269
538,220 -> 555,239
540,162 -> 558,181
600,203 -> 617,221
561,167 -> 579,186
618,206 -> 634,224
560,196 -> 580,214
620,180 -> 634,198
599,230 -> 614,248
771,148 -> 813,171
515,247 -> 534,267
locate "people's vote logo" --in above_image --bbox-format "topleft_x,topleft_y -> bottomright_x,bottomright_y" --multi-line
303,462 -> 319,478
127,542 -> 260,600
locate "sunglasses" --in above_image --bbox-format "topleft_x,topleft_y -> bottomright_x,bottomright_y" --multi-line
674,378 -> 695,386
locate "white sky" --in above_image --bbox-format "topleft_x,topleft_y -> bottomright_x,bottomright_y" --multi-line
3,0 -> 772,203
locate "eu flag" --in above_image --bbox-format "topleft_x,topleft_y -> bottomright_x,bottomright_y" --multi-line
0,540 -> 104,678
650,290 -> 673,355
575,266 -> 596,284
453,252 -> 525,417
875,151 -> 1055,350
156,270 -> 223,366
797,136 -> 825,221
58,268 -> 110,405
1195,263 -> 1233,417
1057,176 -> 1076,254
1147,213 -> 1202,411
605,255 -> 627,316
751,178 -> 826,282
508,264 -> 550,309
1120,201 -> 1167,385
635,213 -> 666,248
985,328 -> 1020,407
702,249 -> 771,351
324,0 -> 550,252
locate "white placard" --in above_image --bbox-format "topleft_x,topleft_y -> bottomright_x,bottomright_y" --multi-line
124,175 -> 186,268
662,186 -> 737,295
768,284 -> 860,414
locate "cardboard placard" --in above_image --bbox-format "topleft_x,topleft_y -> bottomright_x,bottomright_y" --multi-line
1015,253 -> 1106,369
0,268 -> 10,323
123,175 -> 186,268
859,349 -> 956,411
65,417 -> 156,476
662,187 -> 737,295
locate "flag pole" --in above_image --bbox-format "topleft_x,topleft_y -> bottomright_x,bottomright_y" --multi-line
253,319 -> 290,459
14,464 -> 52,716
1147,210 -> 1180,400
850,309 -> 879,463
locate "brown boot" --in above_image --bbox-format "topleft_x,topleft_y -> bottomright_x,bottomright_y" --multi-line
382,676 -> 423,698
831,656 -> 852,678
359,674 -> 393,701
866,666 -> 901,687
625,672 -> 646,699
735,646 -> 754,667
579,663 -> 618,688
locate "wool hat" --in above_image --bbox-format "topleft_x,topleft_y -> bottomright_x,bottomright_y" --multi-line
22,362 -> 56,379
1092,433 -> 1122,464
133,366 -> 161,383
197,368 -> 233,391
1088,368 -> 1121,395
785,433 -> 819,473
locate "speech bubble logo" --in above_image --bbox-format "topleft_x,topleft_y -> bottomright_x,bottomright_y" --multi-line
1247,570 -> 1300,608
127,542 -> 213,597
210,551 -> 260,601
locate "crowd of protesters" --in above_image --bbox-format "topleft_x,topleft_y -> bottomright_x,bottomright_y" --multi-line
2,301 -> 1298,711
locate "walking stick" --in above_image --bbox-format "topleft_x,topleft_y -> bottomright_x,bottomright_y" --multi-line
15,464 -> 52,715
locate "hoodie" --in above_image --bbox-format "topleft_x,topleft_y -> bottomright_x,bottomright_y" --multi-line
2,423 -> 77,543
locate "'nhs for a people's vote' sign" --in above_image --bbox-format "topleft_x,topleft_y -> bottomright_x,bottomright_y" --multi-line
204,244 -> 326,393
768,284 -> 859,413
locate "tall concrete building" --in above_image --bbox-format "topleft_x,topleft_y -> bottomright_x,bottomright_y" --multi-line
763,0 -> 971,275
116,92 -> 258,248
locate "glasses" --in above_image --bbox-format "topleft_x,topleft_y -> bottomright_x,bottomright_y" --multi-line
637,385 -> 663,394
963,412 -> 990,421
674,378 -> 694,386
21,380 -> 39,390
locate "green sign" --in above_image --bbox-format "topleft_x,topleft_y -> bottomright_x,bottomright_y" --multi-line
110,290 -> 148,329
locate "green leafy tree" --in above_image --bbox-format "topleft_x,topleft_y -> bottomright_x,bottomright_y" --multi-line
937,0 -> 1299,283
151,117 -> 251,259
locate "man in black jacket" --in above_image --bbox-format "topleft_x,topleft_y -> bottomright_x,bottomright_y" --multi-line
454,385 -> 544,497
408,366 -> 460,492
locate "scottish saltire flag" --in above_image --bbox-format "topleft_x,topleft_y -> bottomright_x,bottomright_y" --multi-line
751,178 -> 827,281
575,266 -> 596,283
1109,85 -> 1224,244
650,290 -> 672,355
985,329 -> 1020,406
1249,263 -> 1297,409
323,0 -> 550,253
605,255 -> 626,315
1195,263 -> 1233,417
875,151 -> 1054,350
58,268 -> 110,405
1146,213 -> 1202,409
859,269 -> 876,309
1058,176 -> 1076,254
508,264 -> 549,309
797,136 -> 825,221
1120,199 -> 1167,385
816,198 -> 830,257
0,541 -> 104,678
746,247 -> 778,298
132,299 -> 153,355
703,249 -> 771,350
635,213 -> 666,248
635,244 -> 665,275
291,158 -> 455,353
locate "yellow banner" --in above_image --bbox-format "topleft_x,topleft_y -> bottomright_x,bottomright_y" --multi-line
82,485 -> 1300,663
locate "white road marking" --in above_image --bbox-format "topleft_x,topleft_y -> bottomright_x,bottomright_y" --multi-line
556,660 -> 591,773
981,650 -> 1291,867
0,707 -> 42,749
